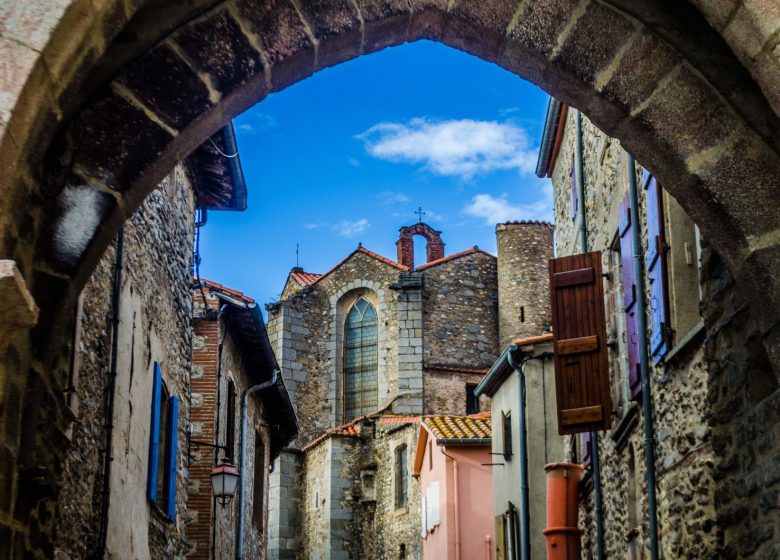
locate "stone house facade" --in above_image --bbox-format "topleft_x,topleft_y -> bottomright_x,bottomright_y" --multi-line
539,101 -> 780,559
49,127 -> 260,559
266,221 -> 554,559
188,281 -> 296,560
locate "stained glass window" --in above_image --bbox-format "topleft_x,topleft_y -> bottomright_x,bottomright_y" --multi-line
344,298 -> 378,420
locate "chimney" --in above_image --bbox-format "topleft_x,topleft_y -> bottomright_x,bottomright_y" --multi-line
496,221 -> 554,347
396,223 -> 445,270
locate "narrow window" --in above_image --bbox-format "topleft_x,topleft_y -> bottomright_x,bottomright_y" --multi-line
225,379 -> 236,461
147,363 -> 178,520
466,384 -> 480,415
627,447 -> 640,560
253,432 -> 266,527
502,412 -> 513,459
399,544 -> 406,559
344,297 -> 378,420
395,444 -> 408,508
156,384 -> 171,507
428,440 -> 433,471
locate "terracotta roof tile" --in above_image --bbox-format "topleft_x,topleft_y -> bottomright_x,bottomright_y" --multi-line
415,246 -> 495,271
290,271 -> 323,286
377,415 -> 420,425
196,278 -> 255,303
423,414 -> 492,442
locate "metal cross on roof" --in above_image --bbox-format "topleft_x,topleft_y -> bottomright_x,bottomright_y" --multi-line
415,207 -> 426,223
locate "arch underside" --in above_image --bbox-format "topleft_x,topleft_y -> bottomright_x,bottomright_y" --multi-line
0,1 -> 779,385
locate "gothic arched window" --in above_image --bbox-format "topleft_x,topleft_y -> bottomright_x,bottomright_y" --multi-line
344,298 -> 378,420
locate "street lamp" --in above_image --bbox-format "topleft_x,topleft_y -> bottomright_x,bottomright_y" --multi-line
210,460 -> 239,506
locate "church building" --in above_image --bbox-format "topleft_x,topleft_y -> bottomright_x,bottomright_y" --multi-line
265,220 -> 553,559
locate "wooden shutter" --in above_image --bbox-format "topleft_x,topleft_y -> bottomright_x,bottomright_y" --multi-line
495,514 -> 506,560
549,251 -> 611,434
165,395 -> 179,520
147,363 -> 163,502
618,195 -> 641,400
570,157 -> 578,221
644,172 -> 670,363
225,380 -> 236,461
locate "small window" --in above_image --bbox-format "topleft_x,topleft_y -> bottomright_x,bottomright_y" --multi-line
253,432 -> 266,527
466,384 -> 480,415
428,440 -> 433,471
147,363 -> 178,520
225,380 -> 236,461
502,412 -> 513,460
395,444 -> 408,508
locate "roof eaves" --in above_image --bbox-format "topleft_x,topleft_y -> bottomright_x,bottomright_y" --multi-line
415,247 -> 495,271
536,97 -> 564,178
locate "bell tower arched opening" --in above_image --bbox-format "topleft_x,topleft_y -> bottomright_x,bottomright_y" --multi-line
396,223 -> 446,270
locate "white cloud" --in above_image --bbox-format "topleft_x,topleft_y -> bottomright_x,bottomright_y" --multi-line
348,158 -> 361,167
357,118 -> 538,179
233,112 -> 276,135
304,222 -> 321,230
335,219 -> 370,237
464,181 -> 553,225
377,191 -> 410,205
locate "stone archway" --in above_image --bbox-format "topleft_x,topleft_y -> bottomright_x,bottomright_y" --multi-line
2,0 -> 780,555
396,222 -> 445,269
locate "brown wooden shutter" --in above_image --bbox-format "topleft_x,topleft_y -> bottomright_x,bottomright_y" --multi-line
549,251 -> 611,435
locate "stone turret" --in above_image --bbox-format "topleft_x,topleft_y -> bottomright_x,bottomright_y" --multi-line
496,221 -> 554,347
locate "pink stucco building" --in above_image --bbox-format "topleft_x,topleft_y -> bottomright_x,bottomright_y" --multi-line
413,414 -> 495,560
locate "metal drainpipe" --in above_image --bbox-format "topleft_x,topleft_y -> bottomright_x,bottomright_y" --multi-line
627,153 -> 660,560
575,109 -> 606,560
506,346 -> 531,560
96,226 -> 124,558
236,370 -> 279,560
441,448 -> 461,560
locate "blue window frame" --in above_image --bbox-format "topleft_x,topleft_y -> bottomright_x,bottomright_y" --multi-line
147,362 -> 178,520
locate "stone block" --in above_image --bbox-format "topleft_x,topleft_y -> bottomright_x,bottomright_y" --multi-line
0,38 -> 38,123
356,0 -> 410,52
0,260 -> 38,334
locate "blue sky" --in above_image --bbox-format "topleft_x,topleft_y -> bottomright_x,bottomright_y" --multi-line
199,40 -> 551,309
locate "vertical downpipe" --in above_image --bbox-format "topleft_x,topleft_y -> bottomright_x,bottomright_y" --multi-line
575,110 -> 606,560
97,226 -> 125,558
507,348 -> 530,560
627,154 -> 660,560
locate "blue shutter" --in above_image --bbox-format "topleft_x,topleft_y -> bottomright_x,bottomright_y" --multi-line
581,432 -> 592,465
147,363 -> 162,503
644,172 -> 670,363
166,396 -> 179,520
618,195 -> 641,399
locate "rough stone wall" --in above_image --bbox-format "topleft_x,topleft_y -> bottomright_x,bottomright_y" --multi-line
302,440 -> 330,559
423,369 -> 490,416
701,246 -> 780,560
267,450 -> 302,559
372,424 -> 422,560
551,113 -> 718,559
496,222 -> 554,346
52,167 -> 194,559
300,423 -> 421,560
421,252 -> 498,369
267,251 -> 404,445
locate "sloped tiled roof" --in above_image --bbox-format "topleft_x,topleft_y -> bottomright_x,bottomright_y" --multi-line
290,271 -> 323,286
301,412 -> 419,452
197,278 -> 255,304
422,414 -> 492,442
415,246 -> 495,271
